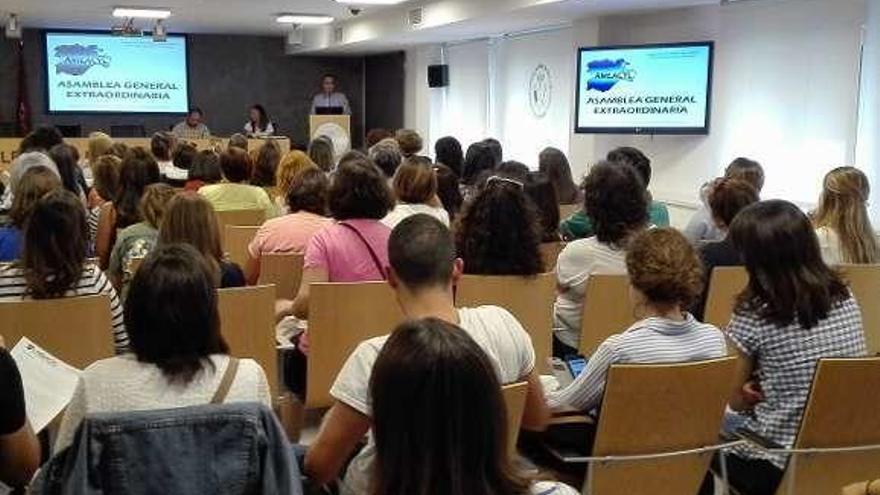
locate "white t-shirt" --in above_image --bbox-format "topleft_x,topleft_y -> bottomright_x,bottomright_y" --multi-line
815,226 -> 844,266
553,237 -> 628,349
531,481 -> 580,495
381,203 -> 450,230
330,306 -> 536,495
55,354 -> 270,453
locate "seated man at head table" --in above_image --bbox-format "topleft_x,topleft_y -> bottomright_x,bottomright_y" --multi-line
172,107 -> 211,140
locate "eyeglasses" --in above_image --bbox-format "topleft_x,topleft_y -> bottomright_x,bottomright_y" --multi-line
485,175 -> 524,189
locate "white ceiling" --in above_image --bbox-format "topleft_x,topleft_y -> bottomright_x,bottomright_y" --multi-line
0,0 -> 375,35
2,0 -> 722,51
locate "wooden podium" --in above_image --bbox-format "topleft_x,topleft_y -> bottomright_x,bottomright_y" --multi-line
309,115 -> 351,157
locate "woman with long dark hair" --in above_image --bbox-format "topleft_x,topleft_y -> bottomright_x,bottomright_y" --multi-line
370,318 -> 578,495
0,190 -> 127,353
716,200 -> 866,495
538,147 -> 579,205
244,104 -> 275,137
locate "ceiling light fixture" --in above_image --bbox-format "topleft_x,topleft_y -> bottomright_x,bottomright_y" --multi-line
275,14 -> 334,25
112,7 -> 172,19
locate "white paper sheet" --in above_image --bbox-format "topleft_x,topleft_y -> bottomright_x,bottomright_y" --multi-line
9,337 -> 81,433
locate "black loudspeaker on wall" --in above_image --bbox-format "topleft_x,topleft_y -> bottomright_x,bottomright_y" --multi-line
428,64 -> 449,88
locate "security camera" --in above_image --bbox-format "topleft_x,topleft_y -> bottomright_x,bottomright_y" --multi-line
349,7 -> 362,16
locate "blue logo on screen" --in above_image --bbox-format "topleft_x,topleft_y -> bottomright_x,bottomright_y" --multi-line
586,58 -> 636,92
54,45 -> 111,76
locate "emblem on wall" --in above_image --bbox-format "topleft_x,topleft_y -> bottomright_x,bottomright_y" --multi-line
529,64 -> 552,119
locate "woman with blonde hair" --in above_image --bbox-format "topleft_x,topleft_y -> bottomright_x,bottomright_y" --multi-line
158,192 -> 246,288
812,166 -> 879,265
274,150 -> 318,213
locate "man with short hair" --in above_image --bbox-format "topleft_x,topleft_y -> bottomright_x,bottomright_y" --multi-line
305,214 -> 549,492
172,107 -> 210,139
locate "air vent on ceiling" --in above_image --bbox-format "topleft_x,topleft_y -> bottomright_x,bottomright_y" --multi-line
408,7 -> 423,28
334,26 -> 344,44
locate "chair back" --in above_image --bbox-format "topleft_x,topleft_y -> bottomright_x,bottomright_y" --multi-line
539,242 -> 564,272
0,295 -> 113,369
223,225 -> 260,268
215,209 -> 265,244
838,264 -> 880,355
306,282 -> 404,409
578,274 -> 636,357
218,285 -> 279,397
501,382 -> 528,458
589,357 -> 737,495
259,253 -> 305,300
774,358 -> 880,495
456,273 -> 555,373
703,266 -> 748,329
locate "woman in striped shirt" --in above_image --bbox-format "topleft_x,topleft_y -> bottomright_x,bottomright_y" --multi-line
0,190 -> 128,354
548,228 -> 727,413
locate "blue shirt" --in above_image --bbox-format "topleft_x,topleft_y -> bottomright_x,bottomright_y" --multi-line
0,227 -> 22,262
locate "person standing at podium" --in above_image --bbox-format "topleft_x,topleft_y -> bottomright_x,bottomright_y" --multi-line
310,74 -> 351,115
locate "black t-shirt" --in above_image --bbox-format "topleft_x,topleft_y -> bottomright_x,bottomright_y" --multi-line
220,261 -> 246,289
0,348 -> 26,435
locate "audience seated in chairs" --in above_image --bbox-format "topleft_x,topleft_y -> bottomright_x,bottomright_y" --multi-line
553,161 -> 648,357
368,318 -> 577,495
305,214 -> 549,490
0,190 -> 128,353
95,148 -> 162,270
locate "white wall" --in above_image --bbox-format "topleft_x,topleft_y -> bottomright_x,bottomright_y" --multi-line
585,0 -> 865,209
857,0 -> 880,221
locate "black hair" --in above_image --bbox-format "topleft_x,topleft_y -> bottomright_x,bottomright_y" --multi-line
47,143 -> 82,197
433,164 -> 463,223
607,146 -> 652,186
496,161 -> 530,182
172,142 -> 197,170
462,143 -> 497,186
482,138 -> 503,166
583,161 -> 648,246
249,104 -> 270,132
389,215 -> 456,291
525,172 -> 560,242
434,136 -> 463,177
188,107 -> 203,116
125,243 -> 229,384
730,200 -> 849,329
19,126 -> 64,153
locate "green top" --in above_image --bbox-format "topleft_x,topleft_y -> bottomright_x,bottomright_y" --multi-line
559,201 -> 671,240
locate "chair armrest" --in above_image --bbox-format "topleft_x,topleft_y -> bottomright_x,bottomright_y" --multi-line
735,427 -> 785,450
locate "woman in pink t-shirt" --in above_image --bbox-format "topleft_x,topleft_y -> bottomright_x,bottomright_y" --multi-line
244,168 -> 332,284
277,156 -> 395,320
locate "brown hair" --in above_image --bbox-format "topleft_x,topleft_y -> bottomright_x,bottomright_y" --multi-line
92,155 -> 121,202
10,167 -> 62,228
158,192 -> 224,284
725,157 -> 765,192
812,166 -> 879,264
708,178 -> 759,229
21,190 -> 88,299
393,159 -> 436,204
219,147 -> 252,183
251,141 -> 281,188
139,183 -> 177,228
395,129 -> 423,158
626,228 -> 704,309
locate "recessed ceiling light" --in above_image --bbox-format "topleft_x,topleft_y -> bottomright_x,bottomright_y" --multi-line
276,14 -> 334,25
112,7 -> 172,19
335,0 -> 407,4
